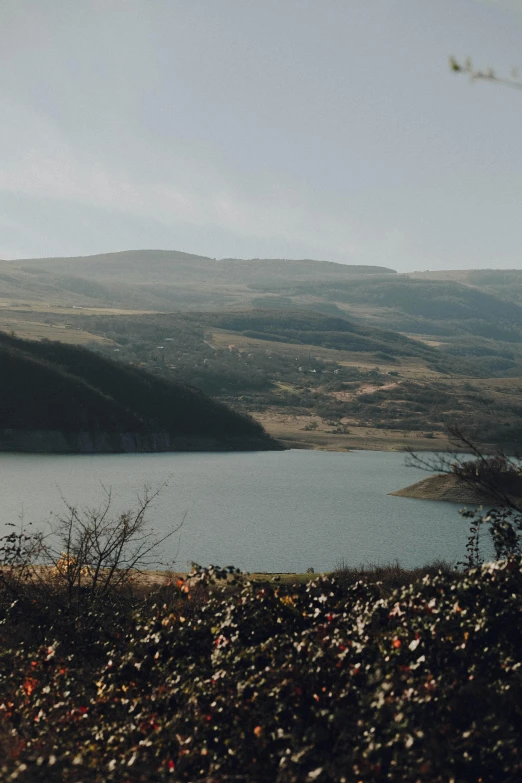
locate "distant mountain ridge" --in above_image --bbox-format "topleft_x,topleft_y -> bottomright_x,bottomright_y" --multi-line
11,249 -> 396,282
5,249 -> 522,348
0,250 -> 397,311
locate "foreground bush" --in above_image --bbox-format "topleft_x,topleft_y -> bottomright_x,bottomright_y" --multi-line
1,561 -> 522,782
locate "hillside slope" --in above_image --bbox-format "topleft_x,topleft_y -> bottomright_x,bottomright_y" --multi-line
5,249 -> 522,451
259,277 -> 522,341
0,332 -> 281,453
195,309 -> 439,361
16,306 -> 522,449
6,251 -> 522,347
13,249 -> 395,283
2,250 -> 396,311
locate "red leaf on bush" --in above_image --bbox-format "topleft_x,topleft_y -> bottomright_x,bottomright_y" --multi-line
22,678 -> 38,696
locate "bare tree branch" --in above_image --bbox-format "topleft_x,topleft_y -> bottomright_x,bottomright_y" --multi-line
450,57 -> 522,91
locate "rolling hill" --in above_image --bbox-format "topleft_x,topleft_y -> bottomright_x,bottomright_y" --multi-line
194,309 -> 439,360
250,276 -> 522,342
0,332 -> 281,453
12,249 -> 395,283
2,250 -> 396,311
4,248 -> 522,451
5,251 -> 522,348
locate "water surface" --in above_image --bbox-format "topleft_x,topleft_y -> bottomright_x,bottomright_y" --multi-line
0,450 -> 486,572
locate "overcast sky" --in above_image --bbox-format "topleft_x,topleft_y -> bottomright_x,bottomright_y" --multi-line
1,0 -> 522,271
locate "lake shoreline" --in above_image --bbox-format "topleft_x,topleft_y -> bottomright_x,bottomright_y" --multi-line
253,413 -> 454,452
391,472 -> 522,505
0,423 -> 458,455
0,428 -> 284,454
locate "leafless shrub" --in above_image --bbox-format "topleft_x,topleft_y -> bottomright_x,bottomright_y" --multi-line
0,483 -> 184,618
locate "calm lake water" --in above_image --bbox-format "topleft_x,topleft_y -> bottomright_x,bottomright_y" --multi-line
0,450 -> 488,573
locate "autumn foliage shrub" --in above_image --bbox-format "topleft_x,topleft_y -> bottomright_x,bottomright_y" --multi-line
1,561 -> 522,782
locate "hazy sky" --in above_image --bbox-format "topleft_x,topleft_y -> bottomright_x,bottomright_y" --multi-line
1,0 -> 522,271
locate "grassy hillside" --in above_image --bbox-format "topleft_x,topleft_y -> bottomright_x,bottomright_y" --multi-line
411,268 -> 522,307
2,251 -> 396,311
254,277 -> 522,341
0,332 -> 279,451
57,306 -> 449,393
14,249 -> 395,283
5,251 -> 522,348
23,308 -> 518,450
196,309 -> 438,359
4,251 -> 522,343
5,249 -> 522,450
3,303 -> 522,450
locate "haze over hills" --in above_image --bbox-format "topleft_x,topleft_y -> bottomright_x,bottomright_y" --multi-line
11,248 -> 395,274
3,249 -> 522,344
410,268 -> 522,309
1,250 -> 397,311
9,249 -> 395,287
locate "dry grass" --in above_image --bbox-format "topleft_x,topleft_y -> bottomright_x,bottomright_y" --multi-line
0,304 -> 157,346
252,411 -> 452,452
0,303 -> 155,315
0,318 -> 114,345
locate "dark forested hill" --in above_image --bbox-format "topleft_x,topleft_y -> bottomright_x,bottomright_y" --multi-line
0,332 -> 280,453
